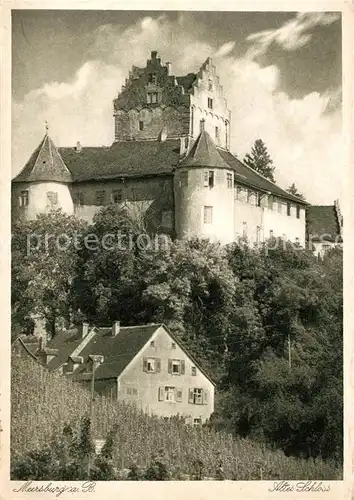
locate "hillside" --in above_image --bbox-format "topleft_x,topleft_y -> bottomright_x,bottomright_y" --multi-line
11,356 -> 340,480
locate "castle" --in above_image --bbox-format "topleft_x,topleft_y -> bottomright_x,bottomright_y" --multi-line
12,50 -> 312,246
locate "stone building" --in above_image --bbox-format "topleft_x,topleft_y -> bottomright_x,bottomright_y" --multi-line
12,50 -> 308,246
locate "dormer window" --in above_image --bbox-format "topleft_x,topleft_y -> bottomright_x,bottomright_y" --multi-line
147,92 -> 158,104
19,190 -> 29,207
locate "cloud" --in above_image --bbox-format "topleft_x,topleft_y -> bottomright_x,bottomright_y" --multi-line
12,13 -> 342,205
246,12 -> 341,57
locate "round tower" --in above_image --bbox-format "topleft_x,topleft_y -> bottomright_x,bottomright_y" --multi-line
12,132 -> 74,222
174,128 -> 235,244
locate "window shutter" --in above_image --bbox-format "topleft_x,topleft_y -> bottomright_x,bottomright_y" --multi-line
176,388 -> 183,402
188,388 -> 194,404
143,357 -> 148,372
168,359 -> 172,374
203,389 -> 208,405
158,387 -> 164,401
156,358 -> 161,372
180,360 -> 185,374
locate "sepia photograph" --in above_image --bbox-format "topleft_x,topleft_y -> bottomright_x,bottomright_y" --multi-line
5,5 -> 346,491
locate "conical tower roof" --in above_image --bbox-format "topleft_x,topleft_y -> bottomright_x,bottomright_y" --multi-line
179,129 -> 230,169
13,133 -> 73,183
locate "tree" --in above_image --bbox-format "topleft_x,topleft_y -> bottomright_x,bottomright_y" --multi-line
243,139 -> 276,182
287,183 -> 306,201
11,209 -> 87,338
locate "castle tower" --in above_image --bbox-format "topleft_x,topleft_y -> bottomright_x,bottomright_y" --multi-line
12,131 -> 74,221
174,128 -> 235,244
113,51 -> 231,150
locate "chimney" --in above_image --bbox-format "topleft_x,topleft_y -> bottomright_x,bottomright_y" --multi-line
166,62 -> 172,75
75,141 -> 82,153
82,322 -> 89,339
112,321 -> 120,337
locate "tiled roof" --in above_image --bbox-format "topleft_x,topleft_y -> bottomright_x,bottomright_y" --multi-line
219,149 -> 307,204
73,324 -> 160,379
176,73 -> 196,92
180,130 -> 230,170
59,139 -> 180,182
306,205 -> 342,242
13,134 -> 73,183
42,329 -> 86,370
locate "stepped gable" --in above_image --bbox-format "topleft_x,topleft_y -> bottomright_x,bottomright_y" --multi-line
179,129 -> 230,169
59,139 -> 180,182
13,133 -> 73,183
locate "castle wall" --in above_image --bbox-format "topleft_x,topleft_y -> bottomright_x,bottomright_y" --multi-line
71,176 -> 174,233
174,167 -> 235,245
12,181 -> 74,222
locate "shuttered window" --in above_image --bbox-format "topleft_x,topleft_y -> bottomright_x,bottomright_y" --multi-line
143,357 -> 161,373
189,388 -> 208,405
168,359 -> 185,375
19,190 -> 29,207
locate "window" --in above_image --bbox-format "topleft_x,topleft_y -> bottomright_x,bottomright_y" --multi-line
215,126 -> 219,141
139,121 -> 144,131
247,190 -> 255,205
257,193 -> 262,207
208,79 -> 213,91
199,119 -> 205,133
203,170 -> 214,188
112,190 -> 122,204
148,73 -> 157,84
296,205 -> 301,219
207,97 -> 213,109
268,196 -> 274,210
126,387 -> 138,396
147,92 -> 158,104
171,342 -> 176,349
150,341 -> 155,348
191,366 -> 197,376
278,202 -> 282,213
194,418 -> 202,427
189,388 -> 205,405
287,203 -> 291,216
235,185 -> 242,200
168,359 -> 185,375
19,190 -> 29,207
143,357 -> 161,373
227,172 -> 233,189
95,190 -> 105,205
158,387 -> 182,402
203,206 -> 213,224
47,191 -> 58,206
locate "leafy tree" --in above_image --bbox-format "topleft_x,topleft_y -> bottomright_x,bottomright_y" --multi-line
11,209 -> 87,338
287,182 -> 306,201
243,139 -> 276,182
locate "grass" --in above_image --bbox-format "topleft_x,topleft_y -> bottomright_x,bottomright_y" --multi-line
11,355 -> 341,480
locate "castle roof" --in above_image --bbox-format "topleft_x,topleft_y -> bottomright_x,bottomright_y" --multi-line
179,129 -> 231,170
13,133 -> 73,183
306,204 -> 342,242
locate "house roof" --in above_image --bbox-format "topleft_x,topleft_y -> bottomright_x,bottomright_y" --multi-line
13,133 -> 73,183
59,139 -> 180,182
40,329 -> 87,371
176,73 -> 197,92
72,324 -> 160,380
219,149 -> 307,204
306,205 -> 342,242
11,336 -> 40,360
179,129 -> 231,170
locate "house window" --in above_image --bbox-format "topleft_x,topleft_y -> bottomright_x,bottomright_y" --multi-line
47,191 -> 58,206
148,73 -> 157,84
171,342 -> 176,349
268,196 -> 274,210
147,92 -> 158,104
165,386 -> 175,402
208,79 -> 213,91
126,387 -> 138,396
194,418 -> 202,426
215,126 -> 219,141
204,170 -> 214,188
200,119 -> 205,133
203,206 -> 213,224
235,186 -> 242,200
112,190 -> 122,204
287,203 -> 291,216
168,359 -> 185,375
278,202 -> 282,213
191,366 -> 197,376
139,121 -> 144,131
150,341 -> 155,348
95,190 -> 105,205
143,357 -> 161,373
257,193 -> 262,207
19,190 -> 29,207
190,388 -> 203,405
296,205 -> 301,219
227,172 -> 233,189
207,97 -> 213,109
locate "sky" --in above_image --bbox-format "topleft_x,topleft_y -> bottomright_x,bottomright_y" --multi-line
12,10 -> 342,204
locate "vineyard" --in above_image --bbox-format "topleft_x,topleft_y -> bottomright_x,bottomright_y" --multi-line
11,355 -> 340,480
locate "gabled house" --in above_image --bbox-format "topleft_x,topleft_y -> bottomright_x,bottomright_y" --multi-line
21,322 -> 215,425
306,199 -> 343,257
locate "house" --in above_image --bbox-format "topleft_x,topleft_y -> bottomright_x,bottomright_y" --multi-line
18,322 -> 215,425
306,200 -> 343,257
12,50 -> 307,246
